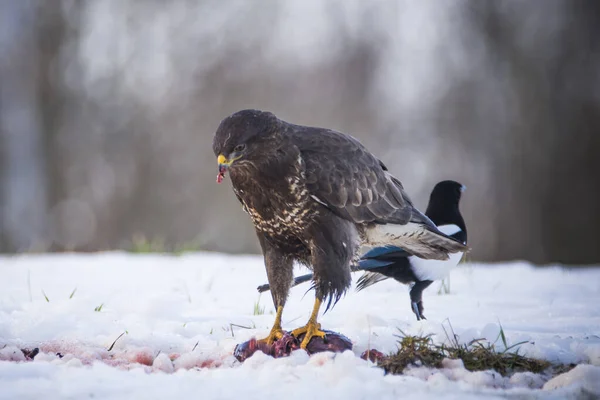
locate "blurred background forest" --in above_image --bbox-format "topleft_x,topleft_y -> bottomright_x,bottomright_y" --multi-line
1,0 -> 599,264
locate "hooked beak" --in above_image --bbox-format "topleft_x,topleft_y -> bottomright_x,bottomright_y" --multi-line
216,154 -> 232,184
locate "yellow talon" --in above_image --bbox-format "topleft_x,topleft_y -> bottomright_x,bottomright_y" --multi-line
257,306 -> 285,345
292,321 -> 327,349
258,327 -> 285,345
291,297 -> 327,349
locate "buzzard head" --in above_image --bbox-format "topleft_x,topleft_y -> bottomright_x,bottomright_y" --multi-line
213,109 -> 280,183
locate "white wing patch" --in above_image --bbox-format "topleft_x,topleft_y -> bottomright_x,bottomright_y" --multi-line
410,251 -> 464,281
438,224 -> 461,236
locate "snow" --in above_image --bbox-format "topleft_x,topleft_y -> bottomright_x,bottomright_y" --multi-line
1,252 -> 599,399
543,364 -> 600,394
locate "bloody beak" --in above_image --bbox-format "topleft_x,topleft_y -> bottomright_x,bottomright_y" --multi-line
217,154 -> 230,184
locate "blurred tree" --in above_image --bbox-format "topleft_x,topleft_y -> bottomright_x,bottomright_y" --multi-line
0,0 -> 598,264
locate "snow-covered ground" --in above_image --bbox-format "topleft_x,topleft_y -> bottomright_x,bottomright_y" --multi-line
1,252 -> 599,399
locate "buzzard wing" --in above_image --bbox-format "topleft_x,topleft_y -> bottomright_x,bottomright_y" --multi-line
289,127 -> 419,225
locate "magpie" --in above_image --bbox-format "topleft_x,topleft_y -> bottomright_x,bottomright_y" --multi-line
257,180 -> 467,321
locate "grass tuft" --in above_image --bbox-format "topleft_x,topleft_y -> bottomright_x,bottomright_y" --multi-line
440,339 -> 550,376
128,234 -> 203,255
253,295 -> 265,315
69,288 -> 77,299
94,303 -> 104,312
377,325 -> 560,378
379,331 -> 444,374
42,290 -> 50,302
129,235 -> 166,253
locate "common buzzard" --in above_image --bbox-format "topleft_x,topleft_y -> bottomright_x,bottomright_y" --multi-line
213,110 -> 468,348
257,180 -> 468,321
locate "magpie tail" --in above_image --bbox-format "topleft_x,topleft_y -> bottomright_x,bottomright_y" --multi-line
355,271 -> 388,292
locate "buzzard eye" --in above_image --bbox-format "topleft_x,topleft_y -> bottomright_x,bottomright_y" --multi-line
234,144 -> 246,152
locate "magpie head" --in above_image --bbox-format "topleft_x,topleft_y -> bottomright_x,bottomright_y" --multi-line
429,180 -> 465,207
425,180 -> 466,234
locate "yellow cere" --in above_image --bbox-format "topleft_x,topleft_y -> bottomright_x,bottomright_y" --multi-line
217,154 -> 228,165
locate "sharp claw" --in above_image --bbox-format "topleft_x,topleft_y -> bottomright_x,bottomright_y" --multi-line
411,302 -> 422,320
292,322 -> 327,349
257,327 -> 285,345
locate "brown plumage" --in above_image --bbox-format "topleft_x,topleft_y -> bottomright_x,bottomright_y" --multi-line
212,109 -> 467,348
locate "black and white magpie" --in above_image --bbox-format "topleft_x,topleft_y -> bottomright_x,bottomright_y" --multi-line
257,180 -> 467,321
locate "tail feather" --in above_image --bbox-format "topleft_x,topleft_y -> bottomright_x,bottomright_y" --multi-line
355,271 -> 389,291
292,273 -> 313,287
361,245 -> 405,260
358,258 -> 394,269
257,272 -> 313,293
365,221 -> 468,261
